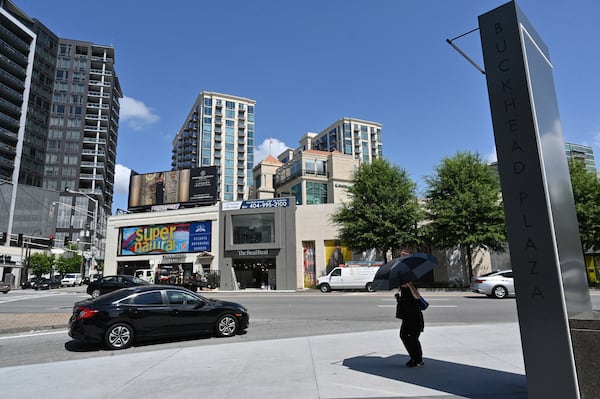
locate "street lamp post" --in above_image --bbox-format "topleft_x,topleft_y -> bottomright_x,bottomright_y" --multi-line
65,188 -> 99,275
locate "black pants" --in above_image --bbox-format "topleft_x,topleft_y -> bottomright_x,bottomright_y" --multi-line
400,323 -> 422,363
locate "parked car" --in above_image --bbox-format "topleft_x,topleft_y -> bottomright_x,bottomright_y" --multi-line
0,281 -> 10,294
35,277 -> 61,290
470,270 -> 515,299
61,273 -> 83,287
86,275 -> 149,298
21,277 -> 43,289
69,285 -> 249,349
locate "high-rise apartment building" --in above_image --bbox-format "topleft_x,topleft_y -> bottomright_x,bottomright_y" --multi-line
565,142 -> 596,174
305,117 -> 383,163
45,38 -> 121,256
1,1 -> 121,262
0,1 -> 38,184
172,91 -> 255,201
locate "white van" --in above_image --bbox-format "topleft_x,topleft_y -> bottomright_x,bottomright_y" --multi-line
317,266 -> 379,293
61,273 -> 82,287
135,269 -> 155,283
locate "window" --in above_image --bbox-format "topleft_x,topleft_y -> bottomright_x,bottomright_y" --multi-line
305,159 -> 315,174
56,69 -> 69,80
132,291 -> 164,305
226,101 -> 235,109
232,213 -> 275,244
291,183 -> 302,205
306,182 -> 327,204
167,290 -> 201,305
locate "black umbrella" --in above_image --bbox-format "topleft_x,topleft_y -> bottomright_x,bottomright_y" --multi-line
372,253 -> 438,291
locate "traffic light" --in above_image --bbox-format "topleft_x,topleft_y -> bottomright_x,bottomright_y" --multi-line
64,236 -> 70,246
48,235 -> 54,249
17,233 -> 23,246
1,232 -> 6,243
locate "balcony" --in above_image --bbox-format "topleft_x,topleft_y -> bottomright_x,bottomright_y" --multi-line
85,114 -> 108,121
88,80 -> 111,87
84,126 -> 108,133
83,137 -> 107,145
81,149 -> 105,157
86,103 -> 109,110
0,97 -> 20,114
80,161 -> 105,168
0,39 -> 28,65
0,126 -> 17,142
80,173 -> 104,181
88,91 -> 110,99
0,111 -> 19,128
0,81 -> 23,102
0,24 -> 31,53
0,53 -> 26,79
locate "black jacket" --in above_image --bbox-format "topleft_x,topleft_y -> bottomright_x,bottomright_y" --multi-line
396,287 -> 424,332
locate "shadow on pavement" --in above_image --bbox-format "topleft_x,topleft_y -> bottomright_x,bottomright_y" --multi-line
64,340 -> 100,352
343,353 -> 527,399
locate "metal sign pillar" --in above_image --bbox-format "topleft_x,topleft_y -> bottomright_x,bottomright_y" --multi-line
479,2 -> 592,398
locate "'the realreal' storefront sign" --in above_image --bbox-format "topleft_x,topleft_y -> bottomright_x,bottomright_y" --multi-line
479,2 -> 591,398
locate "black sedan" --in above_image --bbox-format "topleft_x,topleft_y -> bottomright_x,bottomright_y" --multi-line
86,275 -> 149,298
21,277 -> 42,289
69,285 -> 249,350
35,277 -> 61,290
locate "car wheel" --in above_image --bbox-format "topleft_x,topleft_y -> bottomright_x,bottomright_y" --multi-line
365,282 -> 374,292
216,314 -> 238,337
104,323 -> 134,350
492,285 -> 508,299
319,284 -> 331,293
91,289 -> 101,298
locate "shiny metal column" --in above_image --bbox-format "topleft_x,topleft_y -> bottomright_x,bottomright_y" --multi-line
479,2 -> 592,398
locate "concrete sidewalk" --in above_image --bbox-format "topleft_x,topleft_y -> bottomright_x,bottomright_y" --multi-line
0,322 -> 527,398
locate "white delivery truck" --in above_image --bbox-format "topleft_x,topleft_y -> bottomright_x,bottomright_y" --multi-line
135,269 -> 155,283
317,266 -> 379,293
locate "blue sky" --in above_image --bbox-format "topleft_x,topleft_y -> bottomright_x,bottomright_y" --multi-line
16,1 -> 600,213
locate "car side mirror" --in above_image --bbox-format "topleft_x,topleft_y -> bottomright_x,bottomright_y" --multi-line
194,302 -> 206,309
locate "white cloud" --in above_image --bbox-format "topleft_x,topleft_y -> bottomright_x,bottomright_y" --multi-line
114,164 -> 132,195
254,138 -> 290,164
119,96 -> 159,130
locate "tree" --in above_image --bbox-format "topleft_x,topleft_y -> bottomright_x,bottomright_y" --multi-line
28,253 -> 53,276
568,160 -> 600,252
331,158 -> 422,263
54,251 -> 84,275
424,151 -> 506,282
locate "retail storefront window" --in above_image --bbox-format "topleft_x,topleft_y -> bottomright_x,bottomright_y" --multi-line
232,213 -> 275,244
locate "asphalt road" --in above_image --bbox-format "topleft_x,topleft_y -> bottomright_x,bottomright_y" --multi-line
1,287 -> 598,368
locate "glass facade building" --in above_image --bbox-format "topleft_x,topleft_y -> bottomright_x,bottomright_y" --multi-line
565,142 -> 596,174
172,91 -> 255,201
0,1 -> 121,262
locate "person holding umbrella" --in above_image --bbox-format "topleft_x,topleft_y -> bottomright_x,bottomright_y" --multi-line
395,281 -> 425,368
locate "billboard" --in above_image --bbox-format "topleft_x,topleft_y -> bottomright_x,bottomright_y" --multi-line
128,166 -> 218,209
119,221 -> 212,256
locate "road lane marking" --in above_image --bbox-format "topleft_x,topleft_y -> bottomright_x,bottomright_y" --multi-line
377,305 -> 457,308
0,330 -> 67,340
